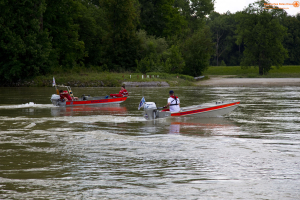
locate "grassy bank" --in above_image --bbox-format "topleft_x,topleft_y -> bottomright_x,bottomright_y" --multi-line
203,65 -> 300,78
14,72 -> 195,87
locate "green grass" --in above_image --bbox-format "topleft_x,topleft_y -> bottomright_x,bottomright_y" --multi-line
203,65 -> 300,78
29,71 -> 195,87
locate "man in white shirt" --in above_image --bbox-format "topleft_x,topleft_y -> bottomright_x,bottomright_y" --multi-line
164,90 -> 180,112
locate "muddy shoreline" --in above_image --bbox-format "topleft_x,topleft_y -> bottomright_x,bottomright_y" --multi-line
122,81 -> 169,87
198,76 -> 300,87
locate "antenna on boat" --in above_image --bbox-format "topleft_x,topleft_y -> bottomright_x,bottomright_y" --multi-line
53,77 -> 59,95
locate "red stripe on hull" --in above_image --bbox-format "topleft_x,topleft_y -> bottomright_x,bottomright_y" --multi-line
66,97 -> 127,106
171,102 -> 240,117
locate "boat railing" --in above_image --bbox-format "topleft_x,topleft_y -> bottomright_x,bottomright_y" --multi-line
180,101 -> 236,112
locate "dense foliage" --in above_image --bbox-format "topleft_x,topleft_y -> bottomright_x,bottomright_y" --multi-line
236,1 -> 288,75
206,0 -> 298,75
0,0 -> 299,83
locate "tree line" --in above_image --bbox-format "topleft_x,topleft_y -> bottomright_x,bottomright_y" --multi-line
0,0 -> 299,83
207,1 -> 299,75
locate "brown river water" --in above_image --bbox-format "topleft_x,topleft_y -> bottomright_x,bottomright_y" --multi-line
0,86 -> 300,199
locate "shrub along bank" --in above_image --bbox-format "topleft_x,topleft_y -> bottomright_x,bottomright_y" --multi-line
2,72 -> 196,87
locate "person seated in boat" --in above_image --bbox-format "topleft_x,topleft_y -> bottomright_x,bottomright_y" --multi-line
164,90 -> 180,112
109,86 -> 129,98
59,90 -> 78,101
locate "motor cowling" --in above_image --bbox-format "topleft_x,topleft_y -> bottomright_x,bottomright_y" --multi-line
50,94 -> 61,106
144,102 -> 157,110
144,102 -> 158,120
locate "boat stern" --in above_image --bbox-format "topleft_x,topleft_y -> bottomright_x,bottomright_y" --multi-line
143,102 -> 171,120
50,94 -> 60,106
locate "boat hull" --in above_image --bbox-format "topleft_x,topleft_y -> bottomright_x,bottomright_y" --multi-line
65,97 -> 127,106
171,101 -> 239,117
51,95 -> 127,107
144,101 -> 240,120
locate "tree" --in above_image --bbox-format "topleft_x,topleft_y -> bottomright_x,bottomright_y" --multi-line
136,30 -> 185,73
181,26 -> 214,76
282,14 -> 300,65
43,0 -> 85,69
101,0 -> 141,71
138,0 -> 187,38
164,45 -> 185,73
236,0 -> 288,75
0,0 -> 52,83
174,0 -> 214,31
76,1 -> 108,67
207,11 -> 237,66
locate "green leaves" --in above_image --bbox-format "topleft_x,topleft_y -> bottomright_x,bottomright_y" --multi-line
139,0 -> 187,38
136,30 -> 185,73
0,0 -> 52,83
6,0 -> 293,82
181,26 -> 214,76
207,11 -> 237,66
282,15 -> 300,65
44,0 -> 85,69
235,0 -> 288,75
101,0 -> 140,71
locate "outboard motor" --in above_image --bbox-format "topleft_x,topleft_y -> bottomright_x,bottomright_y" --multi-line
144,102 -> 158,120
50,94 -> 61,106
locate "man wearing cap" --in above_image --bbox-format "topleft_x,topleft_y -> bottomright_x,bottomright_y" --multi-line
164,90 -> 180,112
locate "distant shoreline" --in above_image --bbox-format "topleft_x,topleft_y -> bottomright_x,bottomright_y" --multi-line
0,72 -> 193,87
197,76 -> 300,87
123,81 -> 169,87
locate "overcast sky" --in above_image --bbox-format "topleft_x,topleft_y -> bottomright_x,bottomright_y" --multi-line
214,0 -> 300,16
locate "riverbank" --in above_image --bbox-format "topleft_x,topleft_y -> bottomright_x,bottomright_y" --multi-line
0,72 -> 195,87
203,65 -> 300,78
198,65 -> 300,86
123,81 -> 169,87
197,75 -> 300,87
3,65 -> 300,87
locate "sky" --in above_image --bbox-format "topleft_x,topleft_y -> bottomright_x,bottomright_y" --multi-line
214,0 -> 300,16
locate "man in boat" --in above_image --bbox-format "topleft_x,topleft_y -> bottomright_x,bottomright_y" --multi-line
109,86 -> 128,98
164,90 -> 180,112
59,90 -> 78,101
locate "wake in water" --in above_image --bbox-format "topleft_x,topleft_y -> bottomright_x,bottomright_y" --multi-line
0,115 -> 146,123
0,102 -> 146,123
0,102 -> 55,109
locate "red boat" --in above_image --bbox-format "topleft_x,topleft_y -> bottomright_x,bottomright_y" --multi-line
50,83 -> 127,107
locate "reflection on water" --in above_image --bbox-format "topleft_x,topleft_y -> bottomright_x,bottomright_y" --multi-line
0,86 -> 300,199
169,123 -> 180,134
143,117 -> 238,135
51,104 -> 128,117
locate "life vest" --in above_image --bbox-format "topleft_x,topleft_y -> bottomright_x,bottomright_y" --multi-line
60,91 -> 72,101
119,89 -> 128,96
169,95 -> 179,106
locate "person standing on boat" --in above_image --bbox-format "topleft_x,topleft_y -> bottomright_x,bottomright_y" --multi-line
164,90 -> 180,112
110,86 -> 129,98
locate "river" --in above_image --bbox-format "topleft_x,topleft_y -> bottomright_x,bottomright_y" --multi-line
0,86 -> 299,199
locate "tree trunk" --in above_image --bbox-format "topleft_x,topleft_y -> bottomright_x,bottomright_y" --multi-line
259,59 -> 263,75
216,31 -> 218,66
40,15 -> 43,31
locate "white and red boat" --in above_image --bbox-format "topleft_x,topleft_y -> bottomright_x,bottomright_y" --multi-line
50,84 -> 127,107
143,100 -> 240,120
